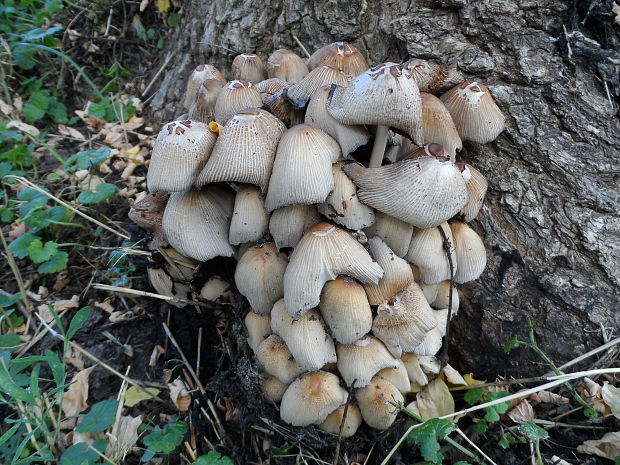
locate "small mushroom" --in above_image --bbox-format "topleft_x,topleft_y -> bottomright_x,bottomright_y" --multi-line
199,276 -> 232,302
245,311 -> 272,353
128,191 -> 168,249
364,211 -> 414,258
336,336 -> 400,388
213,80 -> 263,125
420,93 -> 462,160
450,221 -> 487,283
269,204 -> 322,250
183,64 -> 226,110
318,403 -> 363,437
266,49 -> 309,83
400,353 -> 430,387
285,65 -> 350,108
457,163 -> 488,222
261,374 -> 288,403
355,376 -> 404,430
364,237 -> 414,305
229,185 -> 270,245
307,42 -> 369,78
188,79 -> 223,123
255,77 -> 289,94
406,223 -> 457,284
402,58 -> 464,93
256,334 -> 304,384
375,364 -> 411,393
431,281 -> 459,312
413,326 -> 443,356
231,53 -> 266,83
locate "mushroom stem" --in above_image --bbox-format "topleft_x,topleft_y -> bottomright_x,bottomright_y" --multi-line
369,125 -> 389,168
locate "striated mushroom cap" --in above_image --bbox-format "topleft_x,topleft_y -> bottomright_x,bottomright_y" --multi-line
364,237 -> 414,305
413,326 -> 443,356
283,222 -> 384,319
128,191 -> 168,249
344,157 -> 468,228
364,211 -> 414,258
431,281 -> 459,312
402,58 -> 464,94
356,376 -> 404,430
148,120 -> 218,193
183,64 -> 227,109
406,223 -> 457,284
231,53 -> 266,83
162,187 -> 234,262
197,108 -> 286,193
285,65 -> 350,109
188,79 -> 223,123
261,374 -> 288,403
229,185 -> 270,245
319,276 -> 373,344
318,403 -> 363,437
269,204 -> 321,250
266,49 -> 309,83
245,311 -> 271,353
213,80 -> 263,125
318,161 -> 375,230
440,81 -> 505,143
336,336 -> 400,388
450,221 -> 487,283
307,42 -> 368,78
265,124 -> 340,212
457,163 -> 488,222
375,364 -> 411,393
255,77 -> 289,94
234,243 -> 288,315
401,353 -> 429,387
420,93 -> 462,160
256,334 -> 304,384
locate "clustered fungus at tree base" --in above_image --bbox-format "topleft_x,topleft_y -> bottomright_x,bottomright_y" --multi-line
128,41 -> 505,436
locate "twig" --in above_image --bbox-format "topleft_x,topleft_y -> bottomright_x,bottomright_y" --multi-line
438,225 -> 455,367
92,283 -> 215,308
142,53 -> 173,97
545,336 -> 620,375
0,227 -> 33,321
454,428 -> 498,465
533,419 -> 608,430
293,35 -> 311,58
333,384 -> 355,465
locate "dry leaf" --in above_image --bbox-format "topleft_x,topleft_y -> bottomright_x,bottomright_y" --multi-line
7,120 -> 40,136
601,383 -> 620,419
72,430 -> 95,446
581,377 -> 609,414
75,109 -> 106,131
463,373 -> 486,386
507,399 -> 536,423
36,304 -> 55,324
53,295 -> 80,312
550,456 -> 572,465
531,390 -> 570,405
442,364 -> 467,386
8,221 -> 26,240
65,345 -> 84,370
13,95 -> 23,112
577,431 -> 620,460
0,98 -> 13,116
416,377 -> 455,421
169,378 -> 191,411
105,414 -> 142,460
94,300 -> 115,314
62,366 -> 95,428
58,124 -> 85,140
124,386 -> 160,407
149,345 -> 165,367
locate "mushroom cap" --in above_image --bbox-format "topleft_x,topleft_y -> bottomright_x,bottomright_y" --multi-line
420,93 -> 462,159
307,42 -> 369,78
262,88 -> 297,125
431,281 -> 459,312
305,85 -> 370,157
270,300 -> 337,371
128,191 -> 168,248
147,268 -> 175,300
319,276 -> 373,344
162,187 -> 234,262
261,374 -> 288,403
318,403 -> 363,437
364,236 -> 414,305
228,185 -> 270,245
318,161 -> 375,230
213,80 -> 263,125
231,53 -> 266,83
406,223 -> 457,284
255,77 -> 289,94
400,353 -> 429,387
336,335 -> 400,388
265,124 -> 340,212
280,371 -> 347,426
355,376 -> 404,430
147,120 -> 218,193
199,276 -> 232,302
256,334 -> 304,384
234,243 -> 288,315
266,49 -> 309,83
440,81 -> 505,143
344,157 -> 468,228
188,79 -> 223,123
245,311 -> 272,353
364,211 -> 414,258
285,65 -> 350,108
412,326 -> 443,356
196,108 -> 286,193
457,163 -> 488,222
183,64 -> 227,109
269,204 -> 322,250
450,221 -> 487,283
327,62 -> 423,146
283,222 -> 384,319
402,58 -> 464,94
372,282 -> 438,358
375,364 -> 411,393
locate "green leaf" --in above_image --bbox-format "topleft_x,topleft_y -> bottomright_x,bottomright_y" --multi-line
141,449 -> 155,462
64,147 -> 111,172
498,433 -> 516,449
519,421 -> 548,440
615,456 -> 620,465
193,451 -> 234,465
22,103 -> 46,123
37,251 -> 68,274
584,407 -> 599,419
9,231 -> 40,259
44,349 -> 65,385
0,424 -> 19,447
504,336 -> 519,353
77,183 -> 117,204
0,360 -> 35,404
463,387 -> 484,406
30,91 -> 50,110
453,462 -> 473,465
168,12 -> 181,26
24,205 -> 66,228
143,420 -> 187,454
47,100 -> 68,123
21,26 -> 63,41
12,44 -> 37,70
156,38 -> 164,49
66,307 -> 91,340
59,439 -> 108,465
27,239 -> 58,263
75,398 -> 119,433
474,420 -> 488,435
406,419 -> 457,464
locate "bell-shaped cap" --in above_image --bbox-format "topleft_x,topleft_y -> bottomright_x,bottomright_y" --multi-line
336,336 -> 400,388
372,282 -> 438,357
245,311 -> 271,353
364,237 -> 414,305
327,63 -> 423,145
266,49 -> 309,83
162,187 -> 234,261
318,403 -> 363,437
364,212 -> 413,258
401,353 -> 429,387
345,157 -> 468,228
271,300 -> 337,371
318,161 -> 375,230
261,374 -> 288,403
256,334 -> 304,384
440,81 -> 505,143
197,109 -> 286,193
234,243 -> 287,315
231,53 -> 266,83
183,64 -> 227,109
147,120 -> 218,193
147,267 -> 179,302
451,221 -> 487,283
355,376 -> 404,429
283,222 -> 384,318
285,65 -> 350,109
199,276 -> 232,302
457,163 -> 488,222
128,191 -> 168,248
269,204 -> 321,250
402,58 -> 464,93
213,80 -> 263,125
160,247 -> 199,280
413,326 -> 443,356
229,185 -> 269,245
420,93 -> 462,160
406,223 -> 456,284
188,79 -> 223,123
307,42 -> 369,78
375,364 -> 411,393
305,85 -> 370,157
431,281 -> 459,312
418,280 -> 440,305
319,276 -> 373,344
265,124 -> 340,212
255,77 -> 289,94
262,88 -> 298,125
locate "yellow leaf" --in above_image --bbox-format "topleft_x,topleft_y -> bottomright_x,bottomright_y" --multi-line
156,0 -> 170,13
124,386 -> 160,407
125,145 -> 141,160
416,377 -> 455,421
464,373 -> 486,386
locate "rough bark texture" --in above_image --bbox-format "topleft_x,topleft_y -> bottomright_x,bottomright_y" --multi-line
151,0 -> 620,376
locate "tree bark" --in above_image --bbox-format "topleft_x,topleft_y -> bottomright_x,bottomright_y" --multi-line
150,0 -> 620,376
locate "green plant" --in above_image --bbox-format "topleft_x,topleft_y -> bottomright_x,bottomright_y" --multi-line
193,450 -> 234,465
463,387 -> 511,435
141,419 -> 187,462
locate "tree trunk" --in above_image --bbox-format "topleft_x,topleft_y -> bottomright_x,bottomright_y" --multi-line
150,0 -> 620,376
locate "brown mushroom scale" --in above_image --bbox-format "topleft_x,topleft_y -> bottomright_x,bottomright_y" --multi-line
132,42 -> 504,436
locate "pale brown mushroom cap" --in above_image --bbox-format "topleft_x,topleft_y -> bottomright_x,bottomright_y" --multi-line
400,353 -> 429,387
228,185 -> 270,245
420,93 -> 462,160
375,364 -> 411,393
183,64 -> 227,109
245,311 -> 272,353
336,336 -> 400,388
280,371 -> 347,426
364,237 -> 414,305
128,191 -> 168,249
431,281 -> 459,312
450,221 -> 487,283
256,334 -> 304,384
262,88 -> 299,125
266,49 -> 309,83
457,163 -> 488,222
283,222 -> 384,319
307,42 -> 369,78
261,374 -> 288,403
255,77 -> 289,94
355,376 -> 404,430
364,211 -> 414,258
234,243 -> 288,315
406,223 -> 457,285
440,81 -> 505,143
147,120 -> 218,193
269,204 -> 322,250
188,79 -> 223,123
412,326 -> 443,356
402,58 -> 464,93
285,65 -> 350,108
213,80 -> 263,125
147,268 -> 186,306
199,276 -> 233,302
318,403 -> 363,437
231,53 -> 266,83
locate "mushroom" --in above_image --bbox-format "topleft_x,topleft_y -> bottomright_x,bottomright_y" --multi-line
431,281 -> 459,312
364,211 -> 414,258
255,77 -> 289,94
213,80 -> 263,125
231,53 -> 266,83
375,364 -> 411,393
440,81 -> 505,143
283,222 -> 384,319
406,223 -> 457,284
234,243 -> 288,315
256,334 -> 304,384
128,191 -> 168,249
228,185 -> 269,245
188,79 -> 223,123
245,311 -> 272,353
420,93 -> 462,160
402,58 -> 464,93
318,403 -> 363,437
364,236 -> 414,305
183,64 -> 226,110
307,42 -> 369,78
147,120 -> 218,193
336,335 -> 400,388
199,276 -> 233,302
355,376 -> 404,429
457,163 -> 488,222
327,62 -> 423,168
400,353 -> 430,387
266,49 -> 309,83
269,204 -> 322,250
413,326 -> 443,356
450,221 -> 487,283
147,268 -> 188,306
285,65 -> 350,109
261,374 -> 288,403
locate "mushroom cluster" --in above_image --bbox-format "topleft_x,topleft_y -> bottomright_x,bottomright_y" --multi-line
130,42 -> 505,435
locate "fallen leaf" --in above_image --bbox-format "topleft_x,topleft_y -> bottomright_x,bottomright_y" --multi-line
37,304 -> 55,324
507,399 -> 536,423
601,383 -> 620,419
8,221 -> 26,240
71,430 -> 95,446
53,295 -> 80,312
531,390 -> 570,405
149,345 -> 165,367
581,377 -> 609,415
94,300 -> 115,314
442,364 -> 467,386
7,120 -> 40,136
105,414 -> 142,460
53,272 -> 71,292
0,98 -> 13,116
550,456 -> 572,465
124,386 -> 160,407
75,109 -> 106,131
65,345 -> 84,370
169,378 -> 191,411
58,124 -> 85,140
416,377 -> 455,421
464,373 -> 486,386
62,366 -> 95,428
577,431 -> 620,460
